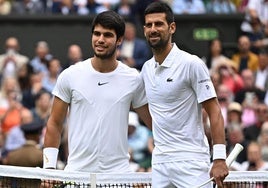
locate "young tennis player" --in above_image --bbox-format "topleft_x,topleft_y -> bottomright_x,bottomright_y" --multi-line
43,10 -> 151,173
141,2 -> 229,187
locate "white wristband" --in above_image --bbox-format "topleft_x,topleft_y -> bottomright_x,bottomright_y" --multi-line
43,147 -> 59,169
213,144 -> 226,160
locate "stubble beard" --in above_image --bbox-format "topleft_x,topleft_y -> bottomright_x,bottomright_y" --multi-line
148,37 -> 169,51
94,46 -> 117,59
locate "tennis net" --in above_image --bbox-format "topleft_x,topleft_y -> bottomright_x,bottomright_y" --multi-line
0,165 -> 268,187
0,165 -> 151,187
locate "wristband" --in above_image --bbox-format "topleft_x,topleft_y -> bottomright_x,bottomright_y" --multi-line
43,147 -> 59,169
213,144 -> 226,160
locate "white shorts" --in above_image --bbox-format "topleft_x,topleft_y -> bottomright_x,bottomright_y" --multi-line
152,160 -> 212,188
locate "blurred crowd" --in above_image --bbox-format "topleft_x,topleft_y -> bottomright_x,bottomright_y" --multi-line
0,0 -> 251,17
1,0 -> 268,174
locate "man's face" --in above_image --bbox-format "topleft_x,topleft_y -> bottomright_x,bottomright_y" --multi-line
144,13 -> 174,50
92,24 -> 121,59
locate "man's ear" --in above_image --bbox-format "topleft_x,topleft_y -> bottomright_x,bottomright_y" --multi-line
117,36 -> 124,46
169,22 -> 176,34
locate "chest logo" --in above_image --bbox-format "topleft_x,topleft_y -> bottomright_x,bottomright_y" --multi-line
166,78 -> 173,82
98,82 -> 109,86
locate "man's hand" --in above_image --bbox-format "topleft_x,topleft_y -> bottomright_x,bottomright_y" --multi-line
210,159 -> 229,188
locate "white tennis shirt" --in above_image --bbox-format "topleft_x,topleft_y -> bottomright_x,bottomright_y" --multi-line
53,59 -> 147,172
141,44 -> 216,164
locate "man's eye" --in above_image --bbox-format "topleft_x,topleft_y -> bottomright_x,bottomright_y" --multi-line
93,32 -> 100,36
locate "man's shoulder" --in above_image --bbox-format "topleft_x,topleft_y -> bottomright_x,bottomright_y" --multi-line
118,61 -> 139,74
65,59 -> 89,71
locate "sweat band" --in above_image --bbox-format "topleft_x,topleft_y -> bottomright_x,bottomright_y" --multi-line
43,147 -> 59,169
213,144 -> 226,160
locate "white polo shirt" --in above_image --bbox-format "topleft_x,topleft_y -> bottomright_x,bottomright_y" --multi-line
53,59 -> 147,172
141,44 -> 216,164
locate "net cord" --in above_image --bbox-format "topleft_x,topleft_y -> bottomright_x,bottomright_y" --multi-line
0,165 -> 151,185
1,165 -> 268,184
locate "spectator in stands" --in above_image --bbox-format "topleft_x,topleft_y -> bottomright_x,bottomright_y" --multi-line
21,71 -> 47,109
131,0 -> 154,24
247,0 -> 268,35
236,69 -> 266,127
217,84 -> 234,127
84,0 -> 108,14
73,0 -> 88,14
0,89 -> 26,136
11,0 -> 45,14
233,0 -> 248,13
3,121 -> 44,167
254,49 -> 268,91
258,121 -> 268,161
31,89 -> 52,128
226,102 -> 248,163
204,38 -> 231,73
117,22 -> 151,71
0,37 -> 29,82
4,107 -> 33,153
128,111 -> 151,171
214,60 -> 244,95
113,0 -> 135,22
245,16 -> 268,54
241,0 -> 268,39
243,102 -> 268,142
206,0 -> 237,14
231,35 -> 259,73
0,77 -> 21,109
227,102 -> 243,126
30,41 -> 53,77
51,0 -> 73,14
17,63 -> 34,92
0,0 -> 11,15
226,122 -> 248,164
95,0 -> 119,10
233,141 -> 268,171
211,71 -> 221,91
235,69 -> 266,105
64,44 -> 83,70
42,58 -> 62,93
172,0 -> 206,14
73,0 -> 108,15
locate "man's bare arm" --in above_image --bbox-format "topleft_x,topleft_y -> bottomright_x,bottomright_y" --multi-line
134,104 -> 152,130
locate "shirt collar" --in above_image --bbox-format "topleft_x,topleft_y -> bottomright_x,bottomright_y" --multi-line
156,43 -> 179,68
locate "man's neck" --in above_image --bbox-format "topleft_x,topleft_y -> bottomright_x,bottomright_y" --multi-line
91,57 -> 118,73
153,43 -> 173,65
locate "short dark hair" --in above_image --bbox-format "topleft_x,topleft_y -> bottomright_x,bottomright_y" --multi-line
144,1 -> 174,24
91,10 -> 125,39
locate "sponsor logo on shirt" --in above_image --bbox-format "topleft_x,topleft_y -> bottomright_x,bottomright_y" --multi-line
166,78 -> 173,82
198,79 -> 210,83
98,82 -> 109,86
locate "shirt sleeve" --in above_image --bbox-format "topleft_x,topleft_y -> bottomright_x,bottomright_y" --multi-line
190,57 -> 217,104
52,69 -> 72,104
132,74 -> 148,109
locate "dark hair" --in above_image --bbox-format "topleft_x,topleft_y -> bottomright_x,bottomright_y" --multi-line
91,10 -> 125,39
144,1 -> 174,24
34,89 -> 52,102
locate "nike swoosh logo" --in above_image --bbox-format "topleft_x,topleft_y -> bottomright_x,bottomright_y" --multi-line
98,82 -> 109,86
166,78 -> 173,82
